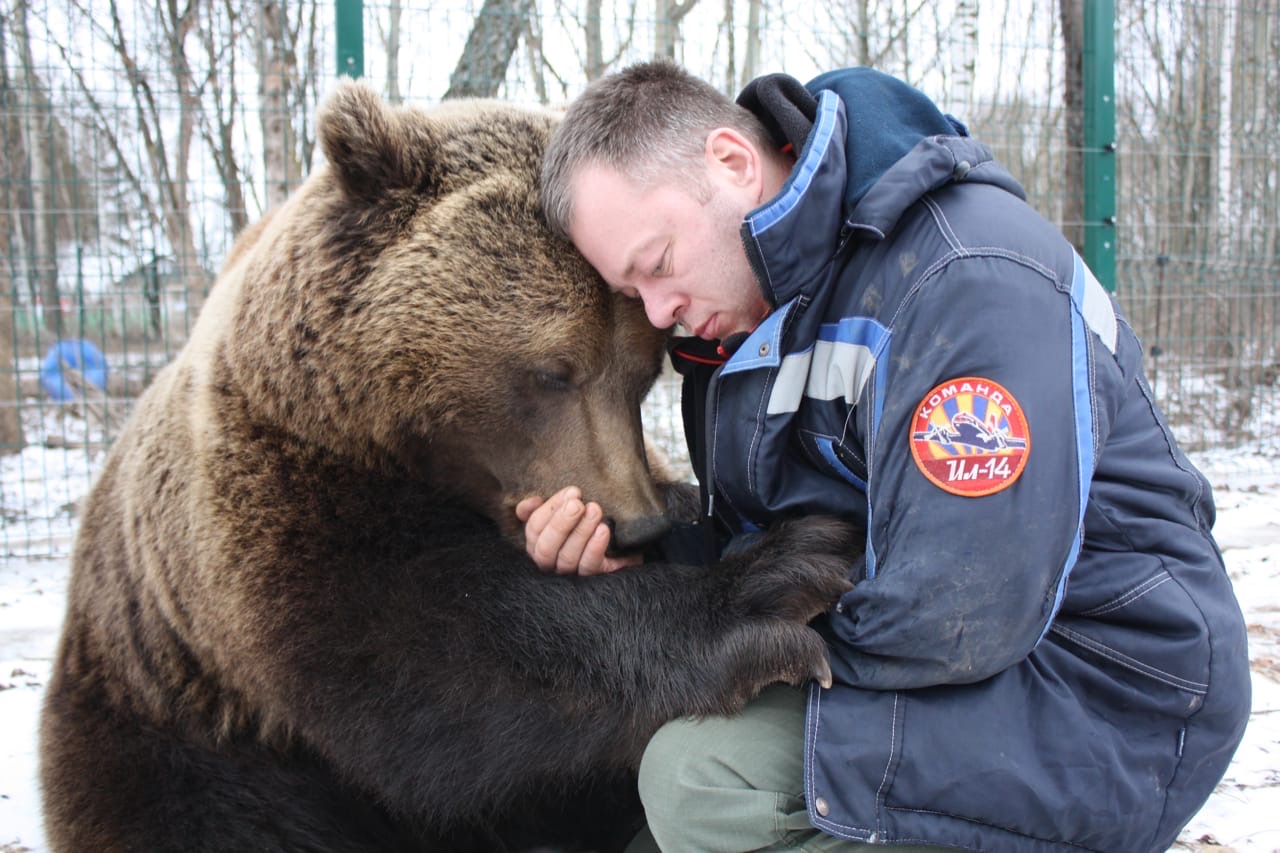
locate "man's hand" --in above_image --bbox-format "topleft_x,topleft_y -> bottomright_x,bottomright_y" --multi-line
515,486 -> 642,576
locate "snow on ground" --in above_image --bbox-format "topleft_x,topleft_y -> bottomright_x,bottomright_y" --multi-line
0,554 -> 61,853
1,418 -> 1279,850
1172,471 -> 1280,852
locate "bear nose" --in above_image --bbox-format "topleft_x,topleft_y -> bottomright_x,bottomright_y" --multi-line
606,514 -> 673,554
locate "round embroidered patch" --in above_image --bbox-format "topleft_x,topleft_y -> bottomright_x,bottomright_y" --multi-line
909,376 -> 1030,497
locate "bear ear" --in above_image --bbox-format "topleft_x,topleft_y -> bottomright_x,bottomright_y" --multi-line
318,79 -> 440,201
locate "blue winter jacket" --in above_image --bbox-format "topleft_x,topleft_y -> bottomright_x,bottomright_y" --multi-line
672,68 -> 1251,851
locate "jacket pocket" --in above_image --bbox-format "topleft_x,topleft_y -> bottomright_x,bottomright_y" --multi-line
1051,565 -> 1210,716
803,432 -> 867,490
872,626 -> 1196,850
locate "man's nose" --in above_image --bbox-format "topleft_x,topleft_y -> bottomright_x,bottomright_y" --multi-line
642,291 -> 681,330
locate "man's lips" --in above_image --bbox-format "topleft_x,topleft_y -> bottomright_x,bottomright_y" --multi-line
692,315 -> 718,340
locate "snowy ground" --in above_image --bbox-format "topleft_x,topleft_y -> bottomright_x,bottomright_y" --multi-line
1,420 -> 1279,849
1172,467 -> 1280,852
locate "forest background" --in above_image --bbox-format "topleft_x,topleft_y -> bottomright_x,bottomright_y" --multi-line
1,3 -> 1279,849
1,0 -> 1277,555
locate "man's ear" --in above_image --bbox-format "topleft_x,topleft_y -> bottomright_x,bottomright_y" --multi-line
704,128 -> 762,191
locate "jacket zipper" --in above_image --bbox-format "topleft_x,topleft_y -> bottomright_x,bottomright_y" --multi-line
701,361 -> 725,565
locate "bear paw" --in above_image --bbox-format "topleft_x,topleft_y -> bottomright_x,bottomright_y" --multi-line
725,515 -> 862,624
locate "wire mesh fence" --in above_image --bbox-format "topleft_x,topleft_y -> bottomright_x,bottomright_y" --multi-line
2,0 -> 1278,559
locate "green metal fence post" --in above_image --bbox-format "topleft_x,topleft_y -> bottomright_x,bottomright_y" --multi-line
336,0 -> 364,79
1083,0 -> 1116,291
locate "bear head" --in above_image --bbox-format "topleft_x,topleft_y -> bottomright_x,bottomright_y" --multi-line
216,81 -> 673,550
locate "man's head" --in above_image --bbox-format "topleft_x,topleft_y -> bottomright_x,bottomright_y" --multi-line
542,61 -> 792,341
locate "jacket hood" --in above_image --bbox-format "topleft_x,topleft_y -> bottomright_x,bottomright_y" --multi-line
737,67 -> 1026,308
738,67 -> 970,215
807,67 -> 969,211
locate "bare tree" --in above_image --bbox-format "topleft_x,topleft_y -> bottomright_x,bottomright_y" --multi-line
584,0 -> 607,80
258,1 -> 305,210
521,10 -> 551,103
950,0 -> 978,120
63,0 -> 206,312
0,275 -> 21,452
1120,1 -> 1226,353
555,0 -> 637,84
0,11 -> 25,453
445,0 -> 535,98
13,0 -> 60,335
814,0 -> 938,79
739,0 -> 763,89
1058,0 -> 1084,251
200,0 -> 251,236
7,0 -> 100,337
1227,0 -> 1279,356
379,0 -> 404,102
721,0 -> 735,90
293,2 -> 322,176
653,0 -> 699,58
1108,0 -> 1272,447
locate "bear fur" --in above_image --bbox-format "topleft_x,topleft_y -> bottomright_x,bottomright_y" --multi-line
38,81 -> 856,852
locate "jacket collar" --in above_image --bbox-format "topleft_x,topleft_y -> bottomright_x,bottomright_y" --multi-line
741,90 -> 848,309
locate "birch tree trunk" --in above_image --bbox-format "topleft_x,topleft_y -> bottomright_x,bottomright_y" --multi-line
0,275 -> 22,452
723,0 -> 735,91
739,0 -> 763,88
444,0 -> 534,99
653,0 -> 699,59
584,0 -> 606,80
14,0 -> 61,336
0,15 -> 25,453
381,0 -> 403,102
950,0 -> 978,115
259,0 -> 301,211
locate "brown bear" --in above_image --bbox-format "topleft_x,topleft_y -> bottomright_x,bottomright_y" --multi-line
38,81 -> 856,852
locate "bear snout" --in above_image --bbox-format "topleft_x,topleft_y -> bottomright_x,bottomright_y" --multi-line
607,514 -> 673,553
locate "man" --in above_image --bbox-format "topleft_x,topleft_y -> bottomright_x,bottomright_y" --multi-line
517,61 -> 1250,852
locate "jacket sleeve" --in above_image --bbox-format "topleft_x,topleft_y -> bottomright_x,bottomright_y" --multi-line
824,249 -> 1100,690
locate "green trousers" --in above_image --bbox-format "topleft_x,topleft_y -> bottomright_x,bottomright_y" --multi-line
625,685 -> 944,853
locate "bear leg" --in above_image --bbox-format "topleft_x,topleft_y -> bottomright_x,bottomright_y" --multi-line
40,682 -> 426,852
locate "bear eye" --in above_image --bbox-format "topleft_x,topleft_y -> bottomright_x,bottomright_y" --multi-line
531,367 -> 573,392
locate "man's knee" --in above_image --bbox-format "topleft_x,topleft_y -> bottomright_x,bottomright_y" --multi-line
639,688 -> 807,804
636,716 -> 710,821
635,687 -> 810,850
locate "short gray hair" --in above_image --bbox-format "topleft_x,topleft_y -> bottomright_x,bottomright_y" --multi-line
541,61 -> 775,238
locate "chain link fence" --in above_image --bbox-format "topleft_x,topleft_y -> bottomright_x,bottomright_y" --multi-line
3,0 -> 1278,559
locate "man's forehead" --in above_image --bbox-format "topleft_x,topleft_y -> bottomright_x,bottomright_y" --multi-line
566,169 -> 647,284
572,161 -> 636,197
